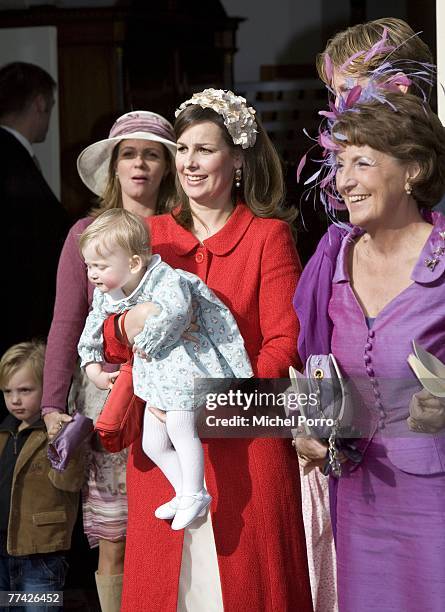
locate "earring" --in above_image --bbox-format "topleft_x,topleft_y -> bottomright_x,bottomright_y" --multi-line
234,168 -> 242,188
405,182 -> 412,195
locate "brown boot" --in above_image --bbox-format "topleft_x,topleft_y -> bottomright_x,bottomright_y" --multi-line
95,571 -> 123,612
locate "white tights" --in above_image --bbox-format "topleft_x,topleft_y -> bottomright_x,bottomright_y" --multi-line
141,409 -> 204,497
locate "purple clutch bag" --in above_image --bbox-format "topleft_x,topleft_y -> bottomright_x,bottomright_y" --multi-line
47,411 -> 94,471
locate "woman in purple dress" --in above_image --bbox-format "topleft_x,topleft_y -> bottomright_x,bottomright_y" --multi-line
295,91 -> 445,611
295,20 -> 436,612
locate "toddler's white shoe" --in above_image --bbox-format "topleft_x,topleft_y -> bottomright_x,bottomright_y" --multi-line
171,490 -> 212,530
155,496 -> 180,520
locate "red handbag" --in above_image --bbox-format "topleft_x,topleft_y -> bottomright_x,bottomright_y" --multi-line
95,311 -> 145,453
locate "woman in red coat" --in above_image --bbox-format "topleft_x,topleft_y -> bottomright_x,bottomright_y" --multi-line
103,89 -> 313,611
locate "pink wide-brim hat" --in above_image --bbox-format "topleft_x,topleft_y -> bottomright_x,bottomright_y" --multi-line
77,110 -> 177,196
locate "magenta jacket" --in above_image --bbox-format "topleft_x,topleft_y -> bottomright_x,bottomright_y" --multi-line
41,217 -> 94,414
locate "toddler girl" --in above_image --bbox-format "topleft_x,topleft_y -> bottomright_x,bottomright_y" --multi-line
78,209 -> 252,529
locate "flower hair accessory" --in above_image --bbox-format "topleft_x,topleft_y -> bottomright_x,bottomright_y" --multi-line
175,89 -> 258,149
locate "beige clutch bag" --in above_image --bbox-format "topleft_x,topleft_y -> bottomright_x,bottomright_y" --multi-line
407,341 -> 445,398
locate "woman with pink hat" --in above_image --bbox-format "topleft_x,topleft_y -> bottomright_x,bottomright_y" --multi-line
41,110 -> 177,612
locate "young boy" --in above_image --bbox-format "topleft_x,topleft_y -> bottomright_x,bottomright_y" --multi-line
0,341 -> 84,607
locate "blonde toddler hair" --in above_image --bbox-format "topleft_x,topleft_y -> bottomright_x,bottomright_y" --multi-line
79,209 -> 151,264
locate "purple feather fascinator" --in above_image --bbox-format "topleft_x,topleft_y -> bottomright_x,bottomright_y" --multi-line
298,28 -> 436,226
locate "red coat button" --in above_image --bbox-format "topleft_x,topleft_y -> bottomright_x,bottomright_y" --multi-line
195,251 -> 204,263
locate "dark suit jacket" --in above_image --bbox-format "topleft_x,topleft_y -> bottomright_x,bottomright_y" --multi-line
0,127 -> 69,357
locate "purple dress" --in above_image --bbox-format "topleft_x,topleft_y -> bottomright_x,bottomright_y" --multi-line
329,218 -> 445,612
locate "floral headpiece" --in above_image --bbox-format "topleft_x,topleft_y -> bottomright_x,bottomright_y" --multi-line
175,89 -> 258,149
298,28 -> 436,226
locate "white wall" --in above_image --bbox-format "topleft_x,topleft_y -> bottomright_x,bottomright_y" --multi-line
221,0 -> 350,84
0,26 -> 60,197
220,0 -> 322,83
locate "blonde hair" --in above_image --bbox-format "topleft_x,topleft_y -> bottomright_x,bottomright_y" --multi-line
90,141 -> 177,218
0,340 -> 45,390
173,105 -> 295,228
79,209 -> 151,264
317,17 -> 433,98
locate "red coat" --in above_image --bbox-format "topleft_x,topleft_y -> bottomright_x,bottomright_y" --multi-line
104,204 -> 313,612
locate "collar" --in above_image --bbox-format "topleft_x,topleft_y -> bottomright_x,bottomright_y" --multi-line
164,203 -> 255,256
332,225 -> 363,283
107,254 -> 162,302
333,211 -> 445,285
0,125 -> 34,157
0,414 -> 44,434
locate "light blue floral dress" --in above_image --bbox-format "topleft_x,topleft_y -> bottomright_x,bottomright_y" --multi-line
78,255 -> 253,411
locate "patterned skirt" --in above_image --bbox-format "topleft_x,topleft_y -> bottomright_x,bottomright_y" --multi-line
68,366 -> 128,548
299,463 -> 338,612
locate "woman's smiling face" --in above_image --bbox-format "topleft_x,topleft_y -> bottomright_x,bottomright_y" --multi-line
175,121 -> 242,209
335,144 -> 414,228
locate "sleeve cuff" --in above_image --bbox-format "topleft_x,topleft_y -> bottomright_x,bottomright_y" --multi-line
41,406 -> 65,416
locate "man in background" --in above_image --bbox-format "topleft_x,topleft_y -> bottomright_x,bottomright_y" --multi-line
0,62 -> 68,358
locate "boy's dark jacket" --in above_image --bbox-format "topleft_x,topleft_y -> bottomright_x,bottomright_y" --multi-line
0,415 -> 84,555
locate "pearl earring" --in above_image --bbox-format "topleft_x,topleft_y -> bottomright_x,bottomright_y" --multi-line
405,182 -> 412,195
234,168 -> 242,188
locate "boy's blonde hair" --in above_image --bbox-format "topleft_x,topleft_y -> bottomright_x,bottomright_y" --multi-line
79,209 -> 151,263
0,340 -> 45,390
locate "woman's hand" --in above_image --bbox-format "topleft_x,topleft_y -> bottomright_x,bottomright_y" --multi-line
292,435 -> 328,469
44,411 -> 73,441
407,389 -> 445,433
292,433 -> 348,469
127,301 -> 200,359
123,302 -> 161,345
